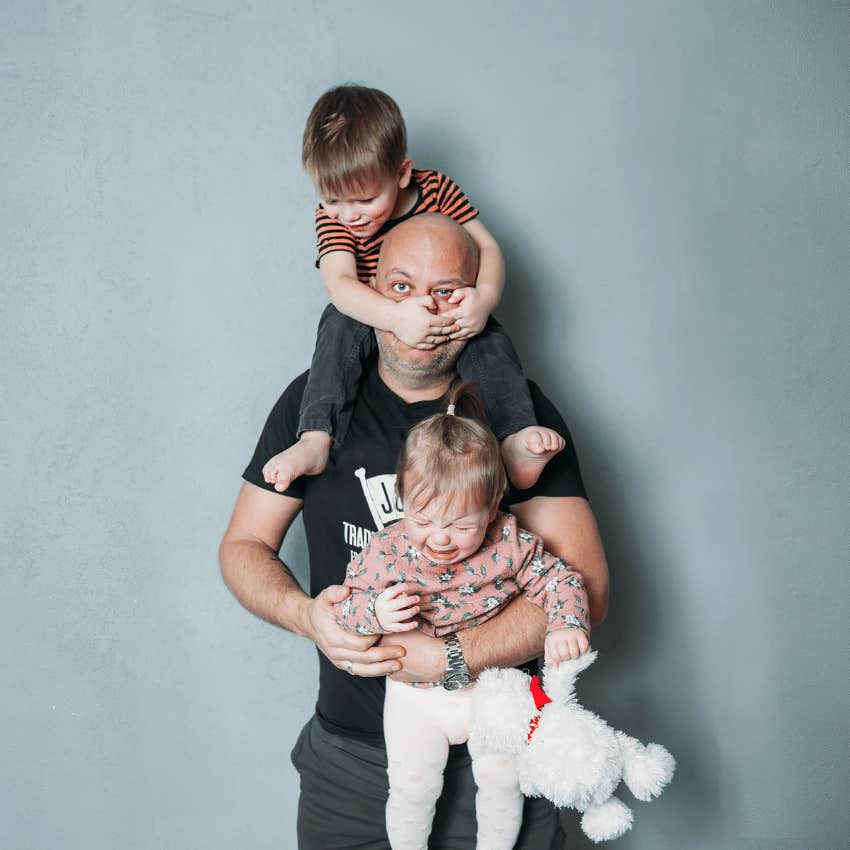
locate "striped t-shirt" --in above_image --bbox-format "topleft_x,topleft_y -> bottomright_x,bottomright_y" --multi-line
314,169 -> 479,284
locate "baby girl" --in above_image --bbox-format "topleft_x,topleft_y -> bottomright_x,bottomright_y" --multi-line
334,383 -> 590,850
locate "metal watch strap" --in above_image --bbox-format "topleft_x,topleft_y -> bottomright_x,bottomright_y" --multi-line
442,633 -> 471,690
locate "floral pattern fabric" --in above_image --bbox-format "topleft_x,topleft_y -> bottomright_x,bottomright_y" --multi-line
335,511 -> 589,639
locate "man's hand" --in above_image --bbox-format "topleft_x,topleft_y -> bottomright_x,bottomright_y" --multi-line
381,629 -> 446,684
445,287 -> 490,340
375,583 -> 421,632
305,585 -> 406,677
390,296 -> 457,349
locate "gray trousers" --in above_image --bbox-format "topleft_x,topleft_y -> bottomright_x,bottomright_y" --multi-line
290,714 -> 566,850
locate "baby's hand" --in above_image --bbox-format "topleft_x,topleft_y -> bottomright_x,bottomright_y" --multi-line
544,628 -> 589,666
391,297 -> 456,349
375,583 -> 421,633
445,287 -> 490,340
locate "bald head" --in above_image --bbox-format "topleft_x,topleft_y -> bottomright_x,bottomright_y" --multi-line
377,213 -> 480,283
370,213 -> 481,393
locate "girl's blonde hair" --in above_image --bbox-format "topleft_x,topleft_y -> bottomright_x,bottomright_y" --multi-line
396,383 -> 506,514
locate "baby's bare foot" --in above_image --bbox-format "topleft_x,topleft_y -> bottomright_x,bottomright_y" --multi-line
262,430 -> 331,492
501,427 -> 566,490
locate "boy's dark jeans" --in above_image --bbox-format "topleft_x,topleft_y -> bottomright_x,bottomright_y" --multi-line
298,305 -> 537,445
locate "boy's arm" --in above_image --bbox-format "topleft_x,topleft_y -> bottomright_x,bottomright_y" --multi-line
463,218 -> 505,312
320,251 -> 455,347
319,250 -> 397,329
447,219 -> 505,340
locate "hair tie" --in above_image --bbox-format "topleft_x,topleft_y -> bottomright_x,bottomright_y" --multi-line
446,403 -> 456,416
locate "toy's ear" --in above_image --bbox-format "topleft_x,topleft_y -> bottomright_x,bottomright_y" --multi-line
542,649 -> 597,702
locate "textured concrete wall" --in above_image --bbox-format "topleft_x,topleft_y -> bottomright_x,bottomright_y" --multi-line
3,2 -> 848,848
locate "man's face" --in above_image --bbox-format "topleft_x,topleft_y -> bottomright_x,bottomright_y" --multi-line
372,223 -> 477,385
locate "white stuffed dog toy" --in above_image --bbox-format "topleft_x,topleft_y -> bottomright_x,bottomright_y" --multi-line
470,651 -> 675,843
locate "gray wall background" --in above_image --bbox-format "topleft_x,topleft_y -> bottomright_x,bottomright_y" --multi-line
3,1 -> 848,848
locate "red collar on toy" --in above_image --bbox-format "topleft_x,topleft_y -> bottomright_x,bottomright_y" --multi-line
527,674 -> 552,742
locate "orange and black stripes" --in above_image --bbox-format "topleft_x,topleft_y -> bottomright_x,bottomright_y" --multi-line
314,169 -> 479,283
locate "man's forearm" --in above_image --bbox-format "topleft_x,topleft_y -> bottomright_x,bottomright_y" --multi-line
457,595 -> 547,677
512,496 -> 610,627
219,537 -> 312,637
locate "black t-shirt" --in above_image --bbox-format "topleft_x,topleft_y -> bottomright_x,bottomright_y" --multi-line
242,359 -> 587,742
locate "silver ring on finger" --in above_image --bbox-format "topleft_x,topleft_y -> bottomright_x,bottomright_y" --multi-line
345,660 -> 354,675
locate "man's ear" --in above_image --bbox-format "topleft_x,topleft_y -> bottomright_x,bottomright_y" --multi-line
398,157 -> 413,189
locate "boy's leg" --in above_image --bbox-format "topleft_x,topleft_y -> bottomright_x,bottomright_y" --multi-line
265,306 -> 376,490
298,304 -> 376,444
456,317 -> 536,441
457,318 -> 566,490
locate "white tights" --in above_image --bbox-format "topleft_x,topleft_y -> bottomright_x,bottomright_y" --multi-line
383,677 -> 523,850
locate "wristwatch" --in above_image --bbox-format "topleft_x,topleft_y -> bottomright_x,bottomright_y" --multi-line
441,634 -> 472,690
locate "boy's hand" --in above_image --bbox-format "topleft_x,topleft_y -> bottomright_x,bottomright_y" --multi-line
391,297 -> 456,349
544,628 -> 590,666
445,287 -> 491,340
375,583 -> 421,633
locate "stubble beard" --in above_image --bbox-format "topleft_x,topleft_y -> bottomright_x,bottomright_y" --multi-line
374,330 -> 466,391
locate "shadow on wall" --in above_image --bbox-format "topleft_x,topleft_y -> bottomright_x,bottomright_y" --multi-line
536,250 -> 734,847
418,128 -> 722,849
510,247 -> 724,850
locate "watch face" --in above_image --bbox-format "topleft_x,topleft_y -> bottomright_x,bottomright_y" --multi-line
444,673 -> 471,691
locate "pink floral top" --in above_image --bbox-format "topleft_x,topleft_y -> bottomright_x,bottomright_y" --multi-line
334,512 -> 589,639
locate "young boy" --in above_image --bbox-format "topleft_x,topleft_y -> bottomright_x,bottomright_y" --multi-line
263,84 -> 564,493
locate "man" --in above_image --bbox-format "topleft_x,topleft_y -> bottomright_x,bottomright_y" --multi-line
219,213 -> 609,848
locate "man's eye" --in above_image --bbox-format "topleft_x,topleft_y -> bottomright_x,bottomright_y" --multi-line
392,282 -> 410,293
435,288 -> 454,298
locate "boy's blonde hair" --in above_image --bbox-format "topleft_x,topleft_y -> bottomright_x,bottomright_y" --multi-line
396,383 -> 506,515
302,84 -> 407,198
